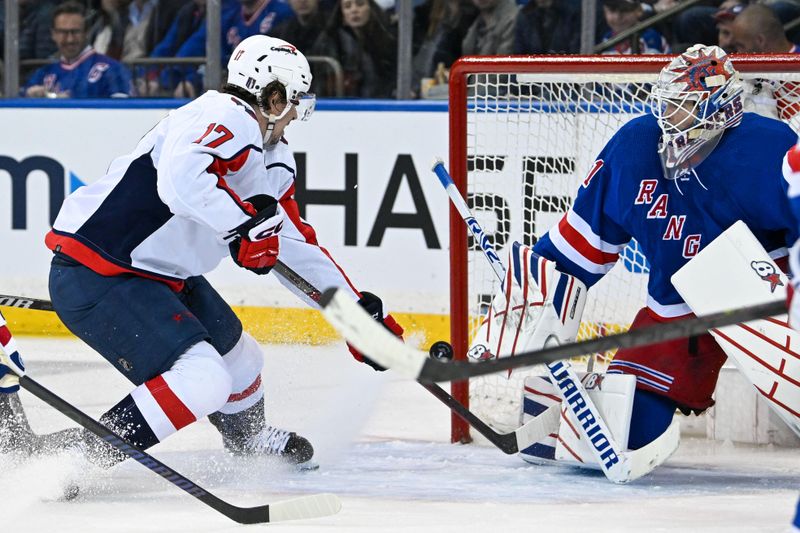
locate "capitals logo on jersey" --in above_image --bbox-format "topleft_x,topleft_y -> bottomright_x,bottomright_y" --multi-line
750,260 -> 784,292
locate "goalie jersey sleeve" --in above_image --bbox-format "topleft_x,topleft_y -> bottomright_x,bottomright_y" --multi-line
535,112 -> 798,318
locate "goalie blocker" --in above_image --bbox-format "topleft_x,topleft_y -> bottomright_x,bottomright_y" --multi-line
671,221 -> 800,437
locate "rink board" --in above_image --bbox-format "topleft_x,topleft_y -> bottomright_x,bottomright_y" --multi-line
0,99 -> 644,344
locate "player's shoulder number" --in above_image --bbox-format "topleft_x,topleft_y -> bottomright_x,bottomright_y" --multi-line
193,123 -> 235,148
582,159 -> 604,188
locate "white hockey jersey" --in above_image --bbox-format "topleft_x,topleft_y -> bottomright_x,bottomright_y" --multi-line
47,90 -> 361,303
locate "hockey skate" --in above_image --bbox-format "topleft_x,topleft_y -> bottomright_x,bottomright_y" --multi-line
208,397 -> 315,468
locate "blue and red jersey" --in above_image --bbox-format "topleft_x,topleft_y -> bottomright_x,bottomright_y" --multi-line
162,0 -> 293,88
22,47 -> 132,98
176,0 -> 293,60
534,112 -> 798,318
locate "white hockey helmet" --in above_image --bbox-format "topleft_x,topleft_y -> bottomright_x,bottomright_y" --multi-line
650,44 -> 743,179
227,35 -> 315,122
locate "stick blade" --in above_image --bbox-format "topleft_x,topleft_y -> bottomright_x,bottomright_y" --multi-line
320,288 -> 428,380
268,493 -> 342,523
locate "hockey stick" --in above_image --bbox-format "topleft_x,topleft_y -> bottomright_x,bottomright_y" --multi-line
0,271 -> 557,454
0,309 -> 339,523
430,159 -> 635,481
271,261 -> 559,454
0,294 -> 54,312
320,289 -> 786,383
17,374 -> 340,524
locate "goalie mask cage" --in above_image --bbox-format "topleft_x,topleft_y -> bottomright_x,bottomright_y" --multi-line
448,54 -> 800,444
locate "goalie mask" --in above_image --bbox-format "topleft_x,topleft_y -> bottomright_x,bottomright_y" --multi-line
226,36 -> 315,140
650,44 -> 743,180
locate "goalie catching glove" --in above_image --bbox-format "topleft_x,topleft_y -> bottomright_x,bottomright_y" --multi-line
348,292 -> 404,371
228,194 -> 284,275
0,311 -> 25,393
468,241 -> 587,362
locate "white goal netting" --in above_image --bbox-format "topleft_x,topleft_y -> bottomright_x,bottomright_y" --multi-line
457,62 -> 800,433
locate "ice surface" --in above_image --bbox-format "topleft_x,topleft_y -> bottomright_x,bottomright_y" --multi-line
2,338 -> 798,532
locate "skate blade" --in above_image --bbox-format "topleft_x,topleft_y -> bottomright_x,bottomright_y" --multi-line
296,460 -> 319,472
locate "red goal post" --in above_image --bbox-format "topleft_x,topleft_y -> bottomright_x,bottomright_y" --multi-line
447,54 -> 800,444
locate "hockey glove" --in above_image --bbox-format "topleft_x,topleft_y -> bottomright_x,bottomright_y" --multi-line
348,291 -> 404,371
0,312 -> 25,393
228,195 -> 284,275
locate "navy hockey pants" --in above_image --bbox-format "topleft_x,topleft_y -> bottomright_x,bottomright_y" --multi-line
49,254 -> 242,385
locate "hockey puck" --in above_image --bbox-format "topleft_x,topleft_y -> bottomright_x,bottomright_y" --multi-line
428,340 -> 454,361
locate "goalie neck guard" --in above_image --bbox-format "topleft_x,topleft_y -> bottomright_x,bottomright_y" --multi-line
650,44 -> 743,180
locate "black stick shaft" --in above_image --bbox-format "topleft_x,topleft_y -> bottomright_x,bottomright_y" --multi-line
272,262 -> 520,451
0,295 -> 54,312
420,381 -> 517,453
19,375 -> 270,524
420,300 -> 787,382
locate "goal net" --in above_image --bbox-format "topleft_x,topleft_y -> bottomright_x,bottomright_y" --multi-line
447,55 -> 800,441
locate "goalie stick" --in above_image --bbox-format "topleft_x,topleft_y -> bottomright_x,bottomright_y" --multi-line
431,159 -> 635,482
0,267 -> 557,455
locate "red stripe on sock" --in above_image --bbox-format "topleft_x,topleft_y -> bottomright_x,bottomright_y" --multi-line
144,375 -> 197,430
227,375 -> 262,403
0,325 -> 11,346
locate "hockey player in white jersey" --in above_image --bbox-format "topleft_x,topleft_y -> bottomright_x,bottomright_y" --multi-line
4,35 -> 403,474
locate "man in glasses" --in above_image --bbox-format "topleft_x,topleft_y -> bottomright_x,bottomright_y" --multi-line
21,0 -> 132,98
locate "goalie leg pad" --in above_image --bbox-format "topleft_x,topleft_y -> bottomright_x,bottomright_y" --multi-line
519,372 -> 637,468
628,389 -> 677,450
608,308 -> 727,413
468,242 -> 588,361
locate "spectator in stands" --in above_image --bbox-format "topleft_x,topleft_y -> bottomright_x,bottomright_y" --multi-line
273,0 -> 329,53
461,0 -> 517,56
411,0 -> 477,93
652,0 -> 718,49
513,0 -> 580,54
311,0 -> 397,97
19,0 -> 59,60
714,0 -> 746,53
89,0 -> 128,59
731,3 -> 800,52
144,0 -> 192,54
166,0 -> 294,97
89,0 -> 155,61
22,1 -> 133,97
600,0 -> 669,54
143,0 -> 205,95
728,4 -> 800,131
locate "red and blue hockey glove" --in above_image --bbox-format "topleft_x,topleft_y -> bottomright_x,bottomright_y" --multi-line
0,312 -> 26,393
348,291 -> 404,371
228,195 -> 284,275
